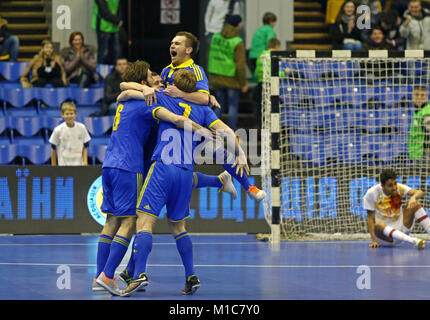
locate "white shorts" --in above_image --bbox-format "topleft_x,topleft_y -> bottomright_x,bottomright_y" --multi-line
375,212 -> 415,247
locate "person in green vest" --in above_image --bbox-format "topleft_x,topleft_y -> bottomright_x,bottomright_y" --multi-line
92,0 -> 123,64
248,12 -> 277,77
208,14 -> 247,130
408,85 -> 430,161
253,38 -> 280,127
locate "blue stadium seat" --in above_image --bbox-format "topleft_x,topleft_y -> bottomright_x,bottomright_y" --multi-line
5,106 -> 38,117
97,64 -> 114,79
76,105 -> 102,118
286,109 -> 311,133
0,144 -> 18,164
83,116 -> 113,136
14,136 -> 45,146
391,108 -> 413,133
72,88 -> 104,105
37,87 -> 72,107
1,87 -> 38,108
18,144 -> 51,165
88,144 -> 107,164
90,136 -> 110,146
44,117 -> 63,132
0,117 -> 10,135
0,61 -> 29,81
10,117 -> 45,137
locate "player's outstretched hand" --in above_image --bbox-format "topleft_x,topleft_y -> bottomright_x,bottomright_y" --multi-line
142,86 -> 158,106
209,95 -> 221,109
369,241 -> 380,248
163,85 -> 183,99
231,154 -> 250,177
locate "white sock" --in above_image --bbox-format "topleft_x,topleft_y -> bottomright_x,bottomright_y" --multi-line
383,226 -> 416,244
415,208 -> 430,234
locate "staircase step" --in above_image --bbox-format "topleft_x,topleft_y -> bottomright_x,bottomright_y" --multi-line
294,21 -> 327,28
19,46 -> 42,53
1,12 -> 45,18
294,33 -> 328,40
294,11 -> 325,18
0,1 -> 44,12
8,23 -> 48,31
294,1 -> 322,9
289,43 -> 333,50
17,34 -> 50,40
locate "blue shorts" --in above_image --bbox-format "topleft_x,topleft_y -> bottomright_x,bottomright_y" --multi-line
101,167 -> 144,217
136,161 -> 193,222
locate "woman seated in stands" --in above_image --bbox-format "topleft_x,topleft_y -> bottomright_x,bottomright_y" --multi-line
329,0 -> 362,50
60,31 -> 99,88
362,27 -> 395,50
20,40 -> 67,88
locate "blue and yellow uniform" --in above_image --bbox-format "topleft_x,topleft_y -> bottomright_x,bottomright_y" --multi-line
136,91 -> 219,222
160,59 -> 210,95
101,99 -> 161,217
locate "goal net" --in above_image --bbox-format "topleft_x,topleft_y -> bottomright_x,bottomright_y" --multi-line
261,50 -> 430,241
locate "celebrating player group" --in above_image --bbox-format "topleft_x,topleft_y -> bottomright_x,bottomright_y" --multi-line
92,31 -> 267,297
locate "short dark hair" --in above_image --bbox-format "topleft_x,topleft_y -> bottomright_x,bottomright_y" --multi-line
176,31 -> 200,58
263,12 -> 277,24
173,69 -> 196,93
122,60 -> 150,83
69,31 -> 84,46
380,169 -> 397,185
267,38 -> 280,49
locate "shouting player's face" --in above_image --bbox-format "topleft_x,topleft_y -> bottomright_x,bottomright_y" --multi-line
170,35 -> 192,65
382,179 -> 398,196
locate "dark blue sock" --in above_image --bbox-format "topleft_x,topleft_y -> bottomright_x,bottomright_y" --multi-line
96,235 -> 113,278
192,172 -> 223,189
174,232 -> 195,280
124,237 -> 135,277
103,235 -> 130,279
214,147 -> 252,191
133,231 -> 153,278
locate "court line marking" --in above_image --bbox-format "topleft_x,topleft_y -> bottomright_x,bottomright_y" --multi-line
0,262 -> 429,268
0,241 -> 373,246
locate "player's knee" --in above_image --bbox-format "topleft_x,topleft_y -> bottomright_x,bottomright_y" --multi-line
103,215 -> 120,236
136,213 -> 157,232
168,220 -> 186,237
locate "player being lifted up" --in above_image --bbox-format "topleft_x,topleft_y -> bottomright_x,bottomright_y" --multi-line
364,168 -> 428,249
120,69 -> 249,297
120,31 -> 266,201
93,61 -> 214,295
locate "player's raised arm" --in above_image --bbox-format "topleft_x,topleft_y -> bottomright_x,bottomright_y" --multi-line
367,210 -> 380,248
209,119 -> 249,177
153,107 -> 214,141
119,82 -> 159,106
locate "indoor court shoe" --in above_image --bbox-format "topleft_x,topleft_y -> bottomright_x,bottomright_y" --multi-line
414,238 -> 426,250
219,171 -> 237,199
96,272 -> 121,296
119,270 -> 146,291
182,275 -> 200,295
248,186 -> 266,201
120,273 -> 149,297
92,278 -> 105,291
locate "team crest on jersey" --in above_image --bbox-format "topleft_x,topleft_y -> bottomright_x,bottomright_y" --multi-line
87,176 -> 106,226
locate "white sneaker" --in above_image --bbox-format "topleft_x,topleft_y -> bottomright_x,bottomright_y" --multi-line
219,171 -> 237,200
248,186 -> 266,201
414,238 -> 426,250
96,272 -> 121,296
92,278 -> 105,291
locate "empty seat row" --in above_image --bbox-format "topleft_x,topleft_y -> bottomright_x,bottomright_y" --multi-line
0,143 -> 107,165
0,87 -> 104,108
290,133 -> 408,166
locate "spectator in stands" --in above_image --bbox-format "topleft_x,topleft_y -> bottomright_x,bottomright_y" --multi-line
253,38 -> 280,127
0,16 -> 19,62
248,12 -> 277,75
359,0 -> 383,43
20,40 -> 67,88
377,10 -> 406,50
49,101 -> 91,166
399,0 -> 430,49
208,14 -> 247,130
101,57 -> 128,115
329,0 -> 363,50
204,0 -> 240,45
61,31 -> 99,88
92,0 -> 123,65
362,27 -> 395,49
408,86 -> 430,161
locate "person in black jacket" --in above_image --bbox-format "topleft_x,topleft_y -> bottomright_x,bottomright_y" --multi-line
102,57 -> 128,115
0,16 -> 19,62
378,10 -> 406,50
329,0 -> 362,50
